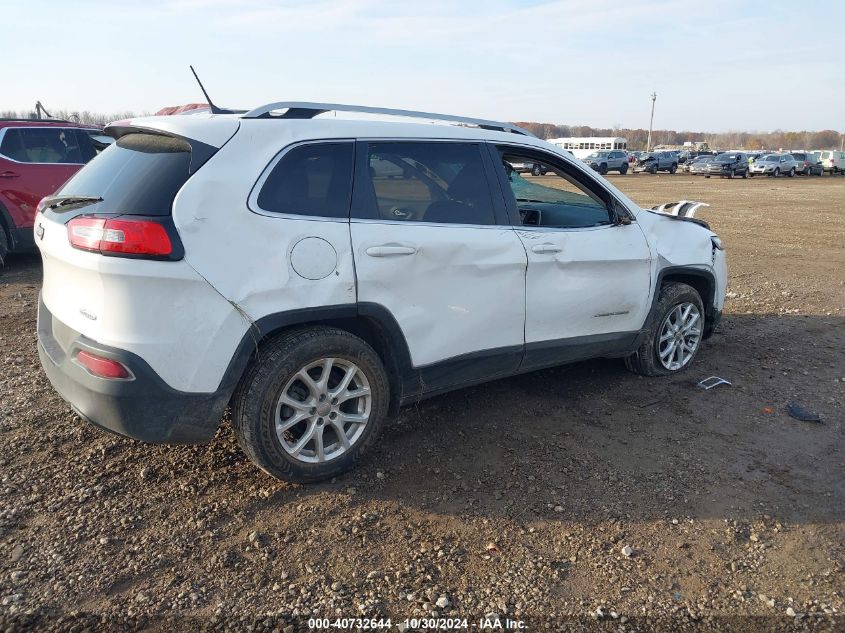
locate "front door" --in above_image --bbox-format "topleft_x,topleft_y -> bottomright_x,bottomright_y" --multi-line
493,145 -> 652,371
350,140 -> 527,392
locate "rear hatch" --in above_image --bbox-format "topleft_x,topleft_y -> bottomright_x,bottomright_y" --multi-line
35,123 -> 232,351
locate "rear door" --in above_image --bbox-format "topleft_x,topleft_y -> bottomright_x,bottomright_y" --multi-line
493,145 -> 652,370
350,140 -> 527,390
0,127 -> 96,230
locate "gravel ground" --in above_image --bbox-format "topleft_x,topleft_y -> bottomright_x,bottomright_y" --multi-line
1,174 -> 843,632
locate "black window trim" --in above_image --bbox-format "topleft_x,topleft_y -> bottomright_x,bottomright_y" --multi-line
350,138 -> 510,227
247,138 -> 356,222
490,142 -> 635,230
0,125 -> 100,166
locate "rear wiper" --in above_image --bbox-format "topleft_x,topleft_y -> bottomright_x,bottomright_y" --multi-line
43,196 -> 104,211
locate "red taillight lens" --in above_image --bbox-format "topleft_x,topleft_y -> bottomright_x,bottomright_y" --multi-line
76,350 -> 132,380
67,217 -> 172,257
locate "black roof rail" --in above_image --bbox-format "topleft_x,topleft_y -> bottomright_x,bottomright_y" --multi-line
240,102 -> 535,137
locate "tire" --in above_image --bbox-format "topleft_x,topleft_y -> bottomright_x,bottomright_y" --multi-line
531,164 -> 542,177
0,223 -> 8,264
624,282 -> 705,377
774,168 -> 780,177
597,163 -> 607,175
788,167 -> 795,177
705,175 -> 710,178
619,163 -> 628,175
729,169 -> 735,179
233,325 -> 390,483
742,169 -> 748,179
669,163 -> 677,174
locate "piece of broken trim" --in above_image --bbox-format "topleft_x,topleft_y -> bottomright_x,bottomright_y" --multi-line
651,200 -> 710,218
698,376 -> 731,390
786,402 -> 822,423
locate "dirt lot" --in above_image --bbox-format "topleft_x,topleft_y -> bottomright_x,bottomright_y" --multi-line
1,174 -> 843,632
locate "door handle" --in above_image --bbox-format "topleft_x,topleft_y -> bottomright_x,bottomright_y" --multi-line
531,243 -> 562,254
365,245 -> 417,257
0,171 -> 20,178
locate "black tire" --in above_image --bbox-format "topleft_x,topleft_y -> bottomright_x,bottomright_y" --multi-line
774,168 -> 780,177
0,226 -> 8,264
619,163 -> 628,175
531,164 -> 542,177
788,167 -> 795,178
729,169 -> 735,179
624,282 -> 705,377
232,325 -> 390,483
669,163 -> 677,174
598,163 -> 608,175
705,175 -> 710,178
742,169 -> 747,179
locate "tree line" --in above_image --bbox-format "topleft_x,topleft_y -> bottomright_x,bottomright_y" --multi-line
513,122 -> 843,151
2,107 -> 841,151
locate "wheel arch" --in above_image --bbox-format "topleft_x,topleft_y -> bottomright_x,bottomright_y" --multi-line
221,303 -> 413,418
653,266 -> 717,338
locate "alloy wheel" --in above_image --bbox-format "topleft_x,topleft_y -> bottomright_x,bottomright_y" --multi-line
274,358 -> 372,463
657,303 -> 702,371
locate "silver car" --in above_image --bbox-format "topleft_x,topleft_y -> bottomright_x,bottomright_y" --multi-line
749,154 -> 798,177
581,150 -> 629,175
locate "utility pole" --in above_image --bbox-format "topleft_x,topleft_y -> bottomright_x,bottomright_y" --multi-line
646,92 -> 657,152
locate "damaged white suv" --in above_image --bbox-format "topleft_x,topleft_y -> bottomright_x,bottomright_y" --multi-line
35,103 -> 726,482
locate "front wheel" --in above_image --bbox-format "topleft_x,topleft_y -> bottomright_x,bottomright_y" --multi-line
233,326 -> 389,483
729,169 -> 735,179
774,168 -> 780,177
624,282 -> 705,377
531,164 -> 542,177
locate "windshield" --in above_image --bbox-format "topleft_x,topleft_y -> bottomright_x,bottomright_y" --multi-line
715,154 -> 737,163
586,151 -> 609,159
761,155 -> 778,162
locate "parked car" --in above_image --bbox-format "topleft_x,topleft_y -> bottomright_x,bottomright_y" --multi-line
816,150 -> 845,174
634,151 -> 678,174
684,155 -> 712,173
703,152 -> 749,178
790,152 -> 824,176
749,154 -> 797,177
0,119 -> 103,260
581,150 -> 629,174
34,102 -> 727,482
510,160 -> 548,176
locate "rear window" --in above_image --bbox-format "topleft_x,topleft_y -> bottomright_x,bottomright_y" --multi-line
0,127 -> 97,164
56,133 -> 192,216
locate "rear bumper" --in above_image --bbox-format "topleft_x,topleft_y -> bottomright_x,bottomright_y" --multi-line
37,294 -> 225,444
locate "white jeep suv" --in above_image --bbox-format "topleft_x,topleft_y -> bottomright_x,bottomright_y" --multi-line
34,103 -> 727,483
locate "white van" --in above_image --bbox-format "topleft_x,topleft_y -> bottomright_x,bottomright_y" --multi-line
814,150 -> 845,174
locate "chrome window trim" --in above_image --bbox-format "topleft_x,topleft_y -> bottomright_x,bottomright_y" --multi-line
0,126 -> 97,166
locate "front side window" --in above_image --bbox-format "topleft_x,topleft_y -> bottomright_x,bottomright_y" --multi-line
500,151 -> 612,229
257,142 -> 353,218
361,142 -> 495,225
0,128 -> 96,164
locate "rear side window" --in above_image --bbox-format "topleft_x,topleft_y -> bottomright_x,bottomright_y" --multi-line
256,143 -> 353,218
56,133 -> 192,216
360,142 -> 495,225
0,127 -> 96,164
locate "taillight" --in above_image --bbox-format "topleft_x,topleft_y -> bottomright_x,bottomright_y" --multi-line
67,217 -> 172,257
75,350 -> 132,380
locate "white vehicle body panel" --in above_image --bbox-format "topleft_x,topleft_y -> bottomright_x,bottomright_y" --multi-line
36,213 -> 243,392
351,222 -> 527,366
517,224 -> 652,342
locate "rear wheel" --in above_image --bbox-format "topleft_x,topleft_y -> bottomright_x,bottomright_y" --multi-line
0,223 -> 8,263
624,282 -> 705,377
531,164 -> 542,177
788,167 -> 796,177
669,163 -> 678,174
233,326 -> 389,483
729,169 -> 735,179
742,169 -> 748,179
619,163 -> 628,175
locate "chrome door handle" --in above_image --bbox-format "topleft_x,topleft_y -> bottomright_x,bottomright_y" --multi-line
365,245 -> 417,257
0,171 -> 20,178
531,243 -> 562,254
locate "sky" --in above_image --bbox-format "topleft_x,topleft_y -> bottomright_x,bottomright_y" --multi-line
5,0 -> 844,132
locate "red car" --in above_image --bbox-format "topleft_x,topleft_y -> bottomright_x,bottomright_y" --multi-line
0,119 -> 106,260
